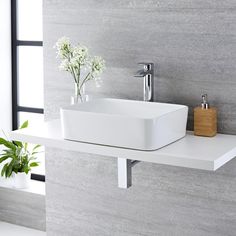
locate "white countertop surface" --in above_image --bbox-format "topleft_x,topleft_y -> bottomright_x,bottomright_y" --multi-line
10,119 -> 236,171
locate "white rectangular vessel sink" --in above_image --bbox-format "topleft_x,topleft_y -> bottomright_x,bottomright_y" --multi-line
60,98 -> 188,150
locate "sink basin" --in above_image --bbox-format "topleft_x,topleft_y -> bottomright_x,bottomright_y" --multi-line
60,98 -> 188,150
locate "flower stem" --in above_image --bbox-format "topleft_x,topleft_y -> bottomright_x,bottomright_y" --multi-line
79,72 -> 91,91
75,82 -> 83,103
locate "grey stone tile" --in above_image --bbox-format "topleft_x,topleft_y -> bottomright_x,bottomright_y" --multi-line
0,187 -> 46,231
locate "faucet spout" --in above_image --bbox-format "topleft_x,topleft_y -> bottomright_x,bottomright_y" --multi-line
135,63 -> 154,102
143,73 -> 154,102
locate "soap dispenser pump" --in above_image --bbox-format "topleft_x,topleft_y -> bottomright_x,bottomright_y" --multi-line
194,94 -> 217,137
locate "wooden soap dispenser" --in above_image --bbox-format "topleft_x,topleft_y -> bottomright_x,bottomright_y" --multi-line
194,94 -> 217,137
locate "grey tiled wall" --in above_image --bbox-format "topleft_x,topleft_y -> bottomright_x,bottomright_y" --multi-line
0,187 -> 46,231
44,1 -> 236,235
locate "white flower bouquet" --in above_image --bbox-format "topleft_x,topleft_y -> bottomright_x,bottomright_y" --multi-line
55,37 -> 105,102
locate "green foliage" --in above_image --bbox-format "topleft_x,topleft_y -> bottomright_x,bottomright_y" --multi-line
0,121 -> 41,178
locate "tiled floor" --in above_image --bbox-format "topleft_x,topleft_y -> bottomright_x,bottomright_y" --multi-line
0,221 -> 46,236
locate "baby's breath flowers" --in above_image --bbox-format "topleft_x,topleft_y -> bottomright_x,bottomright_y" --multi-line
55,37 -> 105,102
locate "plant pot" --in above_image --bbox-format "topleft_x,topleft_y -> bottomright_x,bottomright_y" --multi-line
14,172 -> 31,189
0,175 -> 15,188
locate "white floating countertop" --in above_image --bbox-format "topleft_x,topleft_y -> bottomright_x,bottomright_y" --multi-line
10,119 -> 236,171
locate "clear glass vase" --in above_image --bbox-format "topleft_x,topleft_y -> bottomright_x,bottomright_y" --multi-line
71,83 -> 89,105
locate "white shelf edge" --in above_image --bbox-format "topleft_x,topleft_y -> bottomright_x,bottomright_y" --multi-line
9,119 -> 236,172
0,178 -> 45,196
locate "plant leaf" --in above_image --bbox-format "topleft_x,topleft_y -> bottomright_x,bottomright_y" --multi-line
13,140 -> 23,148
30,162 -> 39,167
0,155 -> 10,163
0,138 -> 16,150
32,144 -> 41,151
20,120 -> 28,129
31,152 -> 39,156
6,160 -> 14,177
1,163 -> 8,177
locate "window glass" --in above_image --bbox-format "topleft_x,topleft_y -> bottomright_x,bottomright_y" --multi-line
17,0 -> 43,41
18,111 -> 44,127
15,0 -> 45,177
18,112 -> 45,175
18,46 -> 44,108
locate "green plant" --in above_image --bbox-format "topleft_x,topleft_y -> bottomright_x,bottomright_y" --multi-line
0,121 -> 41,178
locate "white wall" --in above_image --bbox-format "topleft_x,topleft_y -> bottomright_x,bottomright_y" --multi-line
0,1 -> 12,136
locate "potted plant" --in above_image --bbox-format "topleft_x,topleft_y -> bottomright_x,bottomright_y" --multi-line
0,121 -> 41,189
55,37 -> 106,103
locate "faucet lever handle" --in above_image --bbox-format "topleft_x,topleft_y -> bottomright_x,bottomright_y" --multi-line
134,69 -> 148,78
138,62 -> 153,72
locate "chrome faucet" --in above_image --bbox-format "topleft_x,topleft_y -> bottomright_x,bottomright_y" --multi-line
134,62 -> 154,102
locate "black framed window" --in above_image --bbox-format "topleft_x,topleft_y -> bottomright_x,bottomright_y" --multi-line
11,0 -> 45,182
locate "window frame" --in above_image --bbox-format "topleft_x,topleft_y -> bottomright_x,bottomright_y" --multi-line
11,0 -> 45,182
